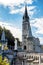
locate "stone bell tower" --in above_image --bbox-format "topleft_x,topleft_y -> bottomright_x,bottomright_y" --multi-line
22,5 -> 32,51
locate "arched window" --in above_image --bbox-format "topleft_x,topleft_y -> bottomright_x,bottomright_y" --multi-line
24,46 -> 26,50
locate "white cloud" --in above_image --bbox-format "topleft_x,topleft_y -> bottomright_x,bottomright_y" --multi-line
31,18 -> 43,34
0,21 -> 22,41
0,0 -> 33,7
26,0 -> 33,4
0,18 -> 43,44
31,18 -> 43,44
10,6 -> 36,17
0,0 -> 24,6
0,0 -> 36,17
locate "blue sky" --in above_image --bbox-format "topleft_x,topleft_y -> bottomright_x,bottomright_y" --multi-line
0,0 -> 43,44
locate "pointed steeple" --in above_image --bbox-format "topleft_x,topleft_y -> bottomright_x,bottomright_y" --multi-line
23,4 -> 29,19
25,5 -> 28,18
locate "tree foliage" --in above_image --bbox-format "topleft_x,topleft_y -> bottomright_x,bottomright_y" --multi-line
0,55 -> 10,65
3,28 -> 15,46
0,27 -> 15,46
0,26 -> 21,48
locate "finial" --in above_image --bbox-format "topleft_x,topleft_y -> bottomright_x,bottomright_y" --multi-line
24,0 -> 27,8
23,0 -> 29,20
24,0 -> 28,18
24,0 -> 27,5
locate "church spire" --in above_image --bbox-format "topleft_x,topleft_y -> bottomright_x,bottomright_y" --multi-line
25,5 -> 28,18
22,3 -> 32,37
22,0 -> 32,51
23,2 -> 29,20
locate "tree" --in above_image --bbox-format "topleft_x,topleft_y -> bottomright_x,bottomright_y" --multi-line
0,55 -> 10,65
0,26 -> 3,39
0,27 -> 15,48
3,28 -> 15,46
0,26 -> 21,49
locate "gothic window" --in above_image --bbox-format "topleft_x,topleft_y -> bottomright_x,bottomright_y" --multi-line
24,45 -> 26,50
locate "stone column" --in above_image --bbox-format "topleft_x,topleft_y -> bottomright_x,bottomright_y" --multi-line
22,61 -> 23,65
39,53 -> 41,65
14,39 -> 17,50
23,60 -> 26,65
22,60 -> 24,65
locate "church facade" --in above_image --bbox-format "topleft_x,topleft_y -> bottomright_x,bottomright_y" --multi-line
22,5 -> 40,53
11,5 -> 43,65
16,5 -> 43,65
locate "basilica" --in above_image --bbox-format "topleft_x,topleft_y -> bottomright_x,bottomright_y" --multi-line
22,5 -> 40,53
0,5 -> 43,65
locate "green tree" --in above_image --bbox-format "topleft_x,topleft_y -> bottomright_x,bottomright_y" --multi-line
0,26 -> 21,48
0,55 -> 10,65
